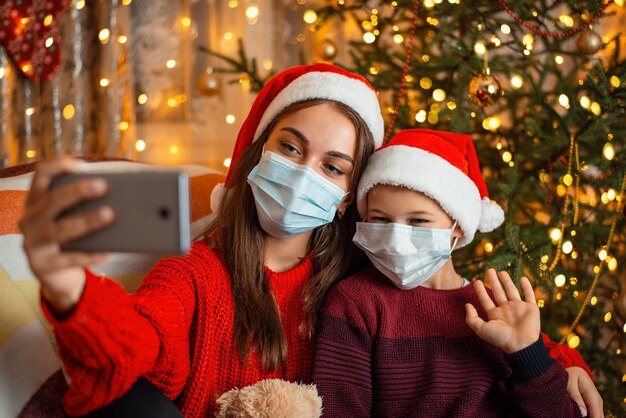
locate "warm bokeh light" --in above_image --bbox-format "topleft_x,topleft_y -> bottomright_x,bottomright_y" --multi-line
603,142 -> 615,160
363,32 -> 376,43
432,89 -> 446,101
559,15 -> 574,27
610,75 -> 621,88
567,333 -> 580,349
544,228 -> 561,242
580,96 -> 590,108
554,274 -> 566,287
246,5 -> 260,19
98,28 -> 110,44
180,17 -> 191,28
562,241 -> 573,254
63,104 -> 75,120
474,41 -> 486,55
303,10 -> 317,24
135,139 -> 146,152
563,174 -> 573,186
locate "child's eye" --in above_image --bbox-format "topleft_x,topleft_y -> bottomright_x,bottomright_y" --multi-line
324,164 -> 345,176
410,218 -> 428,225
369,216 -> 390,223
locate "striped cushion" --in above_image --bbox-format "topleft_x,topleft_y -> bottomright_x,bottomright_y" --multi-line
0,161 -> 225,417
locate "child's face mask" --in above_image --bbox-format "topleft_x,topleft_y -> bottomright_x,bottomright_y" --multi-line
247,151 -> 347,238
353,221 -> 459,290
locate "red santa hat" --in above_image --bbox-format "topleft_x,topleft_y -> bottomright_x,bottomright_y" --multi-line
211,63 -> 384,212
356,128 -> 504,247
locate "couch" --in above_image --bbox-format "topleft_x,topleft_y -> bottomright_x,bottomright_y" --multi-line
0,159 -> 225,418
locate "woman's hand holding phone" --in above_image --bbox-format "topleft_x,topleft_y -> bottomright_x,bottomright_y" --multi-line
19,157 -> 114,316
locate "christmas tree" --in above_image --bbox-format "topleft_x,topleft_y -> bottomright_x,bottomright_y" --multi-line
206,0 -> 626,413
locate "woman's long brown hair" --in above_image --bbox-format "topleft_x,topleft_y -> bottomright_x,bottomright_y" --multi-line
203,99 -> 375,371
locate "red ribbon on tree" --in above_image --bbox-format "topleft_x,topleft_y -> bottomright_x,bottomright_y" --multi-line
0,0 -> 71,80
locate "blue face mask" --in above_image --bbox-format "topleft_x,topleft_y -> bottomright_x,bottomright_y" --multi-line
247,151 -> 347,238
353,221 -> 459,290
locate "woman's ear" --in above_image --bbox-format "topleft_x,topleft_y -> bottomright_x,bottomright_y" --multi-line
337,192 -> 353,219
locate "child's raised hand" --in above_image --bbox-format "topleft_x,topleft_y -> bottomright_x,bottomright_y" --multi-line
465,269 -> 540,354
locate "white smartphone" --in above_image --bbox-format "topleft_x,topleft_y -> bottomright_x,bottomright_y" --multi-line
50,171 -> 190,254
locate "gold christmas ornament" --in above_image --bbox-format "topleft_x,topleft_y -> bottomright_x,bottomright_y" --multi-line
468,71 -> 502,107
576,28 -> 603,55
316,39 -> 338,61
196,69 -> 222,97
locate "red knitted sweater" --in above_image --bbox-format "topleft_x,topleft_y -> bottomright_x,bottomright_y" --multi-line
42,241 -> 314,417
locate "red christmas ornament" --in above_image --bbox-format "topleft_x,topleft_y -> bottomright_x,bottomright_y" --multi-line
0,0 -> 71,80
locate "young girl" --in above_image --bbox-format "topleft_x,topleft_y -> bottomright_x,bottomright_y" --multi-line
313,129 -> 600,417
18,63 -> 384,417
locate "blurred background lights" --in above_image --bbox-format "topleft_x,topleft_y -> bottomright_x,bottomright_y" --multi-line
555,274 -> 566,287
135,139 -> 146,152
303,10 -> 317,24
511,75 -> 523,89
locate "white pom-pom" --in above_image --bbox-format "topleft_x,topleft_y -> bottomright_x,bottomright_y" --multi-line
210,183 -> 225,213
478,198 -> 504,233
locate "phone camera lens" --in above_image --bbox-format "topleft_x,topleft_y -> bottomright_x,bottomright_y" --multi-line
159,207 -> 170,219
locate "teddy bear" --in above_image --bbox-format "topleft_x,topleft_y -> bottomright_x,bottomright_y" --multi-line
216,379 -> 322,418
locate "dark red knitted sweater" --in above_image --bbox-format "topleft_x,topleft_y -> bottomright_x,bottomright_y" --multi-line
313,268 -> 589,418
42,241 -> 314,417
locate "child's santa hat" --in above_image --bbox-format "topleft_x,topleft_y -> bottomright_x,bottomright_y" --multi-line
356,129 -> 504,247
211,63 -> 384,212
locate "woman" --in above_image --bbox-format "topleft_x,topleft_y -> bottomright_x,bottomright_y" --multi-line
19,63 -> 382,417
